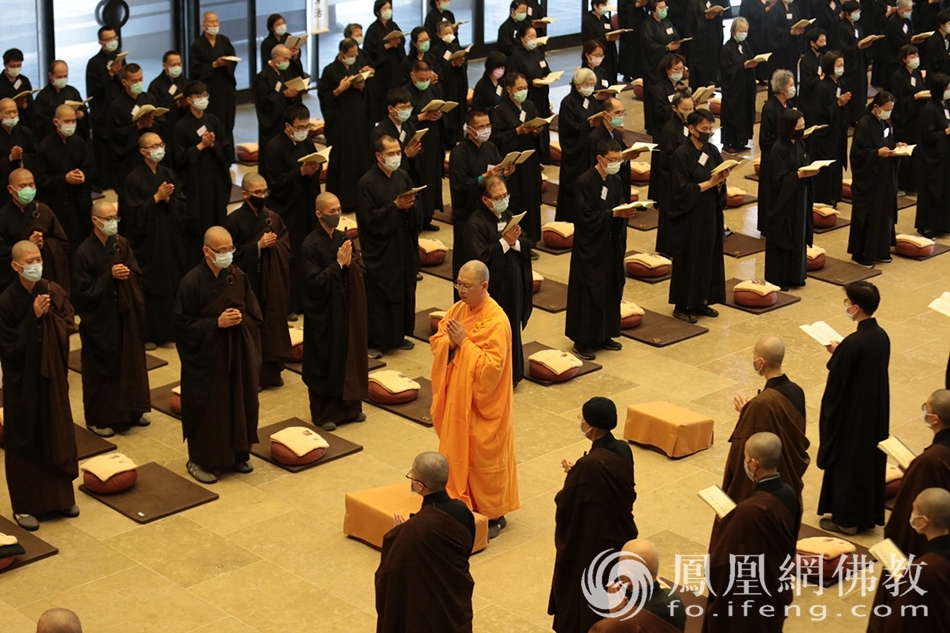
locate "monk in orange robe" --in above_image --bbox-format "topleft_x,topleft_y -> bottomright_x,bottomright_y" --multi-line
431,259 -> 520,538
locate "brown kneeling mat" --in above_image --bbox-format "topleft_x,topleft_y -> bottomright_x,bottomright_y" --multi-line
412,307 -> 446,343
0,516 -> 58,574
722,278 -> 801,314
627,206 -> 659,231
251,418 -> 364,473
723,232 -> 766,258
79,462 -> 219,523
419,249 -> 454,281
812,215 -> 851,234
68,349 -> 168,374
73,425 -> 117,460
286,357 -> 385,376
620,309 -> 709,348
807,256 -> 882,286
150,381 -> 181,420
532,279 -> 569,313
541,182 -> 559,207
522,341 -> 602,386
364,377 -> 434,428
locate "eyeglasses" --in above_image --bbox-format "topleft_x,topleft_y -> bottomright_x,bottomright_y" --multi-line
145,143 -> 166,150
95,215 -> 121,222
208,245 -> 236,254
405,472 -> 426,487
453,281 -> 478,291
248,189 -> 269,197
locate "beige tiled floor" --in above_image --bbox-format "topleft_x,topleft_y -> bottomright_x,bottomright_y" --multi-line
1,82 -> 947,632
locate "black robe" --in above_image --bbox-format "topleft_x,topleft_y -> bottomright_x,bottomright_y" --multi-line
916,99 -> 950,232
548,448 -> 638,633
655,114 -> 690,255
649,76 -> 683,143
808,76 -> 848,205
848,112 -> 898,260
253,64 -> 303,175
106,90 -> 159,197
464,205 -> 533,383
618,0 -> 649,79
365,18 -> 406,121
506,46 -> 552,164
72,233 -> 149,430
404,81 -> 447,222
448,137 -> 502,281
554,88 -> 603,222
583,11 -> 618,84
0,73 -> 35,130
432,38 -> 469,148
173,264 -> 262,468
589,124 -> 632,213
817,318 -> 890,530
719,37 -> 756,148
566,167 -> 627,347
471,73 -> 506,114
891,65 -> 925,191
0,278 -> 77,516
260,32 -> 306,79
424,7 -> 456,37
0,123 -> 36,209
764,137 -> 812,287
34,132 -> 94,261
317,59 -> 373,212
640,17 -> 680,136
837,17 -> 868,125
355,165 -> 422,348
172,110 -> 231,264
147,70 -> 188,160
189,33 -> 237,155
758,96 -> 789,232
123,163 -> 187,345
923,28 -> 950,76
768,1 -> 804,76
497,17 -> 523,56
797,50 -> 822,124
491,98 -> 543,243
687,0 -> 729,89
668,140 -> 726,310
0,201 -> 70,295
371,115 -> 423,197
815,0 -> 844,49
739,0 -> 772,81
880,13 -> 913,91
395,51 -> 445,95
85,48 -> 124,189
262,132 -> 322,314
33,83 -> 89,142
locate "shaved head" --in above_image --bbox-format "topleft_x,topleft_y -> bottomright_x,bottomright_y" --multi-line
460,260 -> 489,283
203,226 -> 231,248
54,104 -> 75,120
754,337 -> 785,370
241,172 -> 266,192
411,452 -> 449,491
9,168 -> 33,188
915,488 -> 950,531
928,389 -> 950,425
203,11 -> 218,22
92,200 -> 116,218
621,539 -> 659,578
316,192 -> 341,213
36,608 -> 82,633
12,240 -> 39,264
0,98 -> 16,118
272,44 -> 291,59
138,132 -> 162,149
746,432 -> 782,471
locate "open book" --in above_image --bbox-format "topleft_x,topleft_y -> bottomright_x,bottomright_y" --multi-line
447,45 -> 473,61
355,69 -> 373,81
535,16 -> 557,23
803,124 -> 828,138
698,485 -> 737,519
672,37 -> 693,45
869,539 -> 910,578
915,90 -> 932,100
705,4 -> 725,14
751,52 -> 772,63
420,100 -> 459,113
401,185 -> 427,195
535,36 -> 550,46
791,18 -> 816,30
587,111 -> 606,122
692,85 -> 717,104
606,28 -> 635,36
912,31 -> 935,43
534,70 -> 564,86
891,144 -> 916,157
710,159 -> 741,176
500,150 -> 535,168
624,142 -> 658,155
131,104 -> 169,122
283,76 -> 309,91
929,291 -> 950,317
221,55 -> 241,62
452,20 -> 470,27
798,159 -> 835,172
859,34 -> 886,46
502,211 -> 527,234
11,88 -> 41,101
64,96 -> 94,109
878,436 -> 916,470
595,84 -> 629,97
408,128 -> 428,144
799,321 -> 844,347
524,114 -> 556,128
116,51 -> 130,60
614,200 -> 656,212
383,30 -> 405,41
297,146 -> 332,164
285,33 -> 308,48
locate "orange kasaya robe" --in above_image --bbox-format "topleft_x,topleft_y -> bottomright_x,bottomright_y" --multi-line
430,295 -> 520,519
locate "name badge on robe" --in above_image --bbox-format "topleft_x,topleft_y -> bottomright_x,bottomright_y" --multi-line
699,152 -> 709,166
168,84 -> 178,95
196,125 -> 208,137
830,0 -> 835,7
903,24 -> 909,33
706,1 -> 711,7
583,98 -> 589,108
514,29 -> 518,37
601,186 -> 609,200
683,126 -> 689,136
399,129 -> 406,142
13,79 -> 21,90
602,79 -> 609,86
528,6 -> 533,15
911,77 -> 917,86
666,27 -> 674,35
944,108 -> 950,119
131,104 -> 140,117
883,126 -> 890,138
497,220 -> 507,232
836,87 -> 841,99
496,84 -> 503,96
519,110 -> 526,122
786,12 -> 793,19
275,81 -> 282,92
540,60 -> 547,68
738,44 -> 744,54
855,29 -> 859,39
444,51 -> 452,60
604,22 -> 610,29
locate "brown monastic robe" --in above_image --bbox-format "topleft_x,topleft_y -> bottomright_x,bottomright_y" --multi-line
866,534 -> 950,633
0,201 -> 71,295
375,504 -> 475,633
0,278 -> 78,515
588,608 -> 685,633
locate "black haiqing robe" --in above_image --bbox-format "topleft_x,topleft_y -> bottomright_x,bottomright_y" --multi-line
300,227 -> 369,407
719,37 -> 756,148
817,317 -> 890,530
687,0 -> 728,89
890,66 -> 925,146
548,448 -> 638,633
589,124 -> 632,210
33,83 -> 89,142
448,138 -> 502,282
866,534 -> 950,633
0,278 -> 77,516
224,203 -> 292,387
583,11 -> 618,84
880,13 -> 913,91
365,18 -> 406,121
767,2 -> 803,75
404,81 -> 446,222
668,141 -> 726,310
815,0 -> 843,49
640,17 -> 679,136
848,112 -> 898,260
506,46 -> 552,165
555,88 -> 602,222
464,205 -> 534,384
375,505 -> 475,633
173,264 -> 262,468
739,0 -> 772,81
649,76 -> 682,144
838,18 -> 869,125
424,7 -> 456,37
758,96 -> 788,232
356,165 -> 422,349
654,114 -> 690,255
0,124 -> 36,209
808,77 -> 848,206
318,59 -> 373,211
147,70 -> 188,151
491,98 -> 543,243
0,73 -> 35,130
764,137 -> 812,287
107,90 -> 160,199
915,98 -> 950,233
566,168 -> 627,347
34,132 -> 94,261
254,64 -> 303,176
371,116 -> 424,205
471,73 -> 505,114
497,17 -> 523,56
618,0 -> 648,79
432,38 -> 469,148
85,48 -> 124,189
0,201 -> 70,295
189,33 -> 237,154
923,29 -> 950,77
72,233 -> 149,430
123,163 -> 187,345
798,50 -> 822,123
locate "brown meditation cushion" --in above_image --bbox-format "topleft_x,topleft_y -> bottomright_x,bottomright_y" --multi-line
533,278 -> 542,293
83,469 -> 138,495
626,261 -> 670,278
429,311 -> 446,334
271,442 -> 327,466
632,79 -> 644,100
549,142 -> 562,164
542,228 -> 573,249
367,382 -> 419,405
291,343 -> 303,362
629,162 -> 651,183
813,211 -> 837,228
419,249 -> 447,266
796,553 -> 849,579
896,240 -> 934,258
734,289 -> 777,307
0,556 -> 15,572
753,158 -> 761,174
726,191 -> 745,208
842,179 -> 852,200
171,392 -> 181,415
620,314 -> 643,328
707,97 -> 721,115
236,144 -> 258,164
529,361 -> 579,382
807,253 -> 826,270
885,478 -> 902,499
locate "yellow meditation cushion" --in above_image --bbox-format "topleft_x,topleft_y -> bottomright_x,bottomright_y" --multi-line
813,204 -> 839,217
726,187 -> 747,208
418,238 -> 448,266
806,245 -> 826,258
528,349 -> 583,381
630,161 -> 651,175
542,222 -> 574,238
288,327 -> 304,347
236,143 -> 259,164
796,536 -> 856,560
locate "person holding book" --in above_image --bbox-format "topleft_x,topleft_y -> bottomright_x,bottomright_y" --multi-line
506,23 -> 552,165
260,14 -> 306,79
758,69 -> 794,235
914,72 -> 950,238
686,0 -> 729,91
403,59 -> 447,232
0,49 -> 36,132
497,1 -> 530,56
583,0 -> 619,85
639,0 -> 681,137
890,44 -> 926,195
364,1 -> 406,121
817,281 -> 890,535
253,44 -> 303,176
648,53 -> 687,143
653,90 -> 693,256
554,68 -> 603,222
766,0 -> 806,82
808,52 -> 850,209
431,19 -> 469,148
880,0 -> 915,91
923,11 -> 950,77
188,12 -> 238,157
883,389 -> 950,559
719,17 -> 757,154
837,1 -> 873,126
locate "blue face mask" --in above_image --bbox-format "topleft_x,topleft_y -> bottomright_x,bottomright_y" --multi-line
15,186 -> 36,205
525,39 -> 538,50
610,115 -> 624,128
414,79 -> 431,91
657,8 -> 668,19
418,40 -> 430,53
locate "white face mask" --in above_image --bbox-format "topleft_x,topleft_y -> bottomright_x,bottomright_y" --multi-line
104,40 -> 119,52
578,85 -> 595,97
909,57 -> 921,69
743,459 -> 756,482
844,304 -> 855,320
834,66 -> 844,77
490,195 -> 510,214
19,263 -> 42,283
355,36 -> 364,46
2,116 -> 19,129
944,89 -> 950,101
58,122 -> 77,137
670,71 -> 683,83
212,251 -> 232,268
474,127 -> 492,143
878,108 -> 892,120
6,67 -> 21,78
383,155 -> 402,171
910,514 -> 926,533
168,65 -> 183,78
97,217 -> 119,236
149,147 -> 166,163
344,55 -> 357,66
292,129 -> 308,142
786,85 -> 797,99
206,26 -> 219,35
442,34 -> 456,44
52,77 -> 68,89
192,96 -> 209,110
604,161 -> 621,175
275,24 -> 287,36
736,31 -> 748,42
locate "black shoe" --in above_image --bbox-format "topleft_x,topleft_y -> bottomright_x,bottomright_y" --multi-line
132,414 -> 151,427
851,256 -> 875,268
918,229 -> 935,239
346,412 -> 367,423
873,256 -> 892,263
695,306 -> 719,318
14,514 -> 38,531
233,460 -> 254,474
144,342 -> 157,351
262,378 -> 285,389
599,339 -> 623,351
673,309 -> 697,323
287,313 -> 299,322
488,515 -> 507,539
423,222 -> 440,232
723,228 -> 734,239
367,348 -> 383,359
530,250 -> 540,260
396,338 -> 415,350
59,505 -> 80,518
780,285 -> 790,292
572,345 -> 597,361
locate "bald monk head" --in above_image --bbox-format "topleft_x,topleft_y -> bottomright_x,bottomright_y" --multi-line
743,431 -> 782,482
457,260 -> 489,309
241,172 -> 269,211
911,487 -> 950,539
621,539 -> 660,580
752,337 -> 784,376
202,226 -> 234,271
36,608 -> 82,633
7,168 -> 36,208
53,104 -> 78,139
91,200 -> 119,236
271,44 -> 292,69
0,98 -> 17,124
409,451 -> 449,495
924,389 -> 950,432
315,192 -> 342,231
202,11 -> 219,29
138,132 -> 166,164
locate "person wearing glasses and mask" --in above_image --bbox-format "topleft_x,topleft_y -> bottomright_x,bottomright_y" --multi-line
72,200 -> 150,438
173,226 -> 263,485
225,172 -> 291,390
123,132 -> 186,349
33,60 -> 89,143
583,0 -> 619,84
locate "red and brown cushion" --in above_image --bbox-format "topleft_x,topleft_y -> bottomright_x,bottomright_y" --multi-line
707,97 -> 721,115
813,204 -> 839,228
337,216 -> 358,240
733,279 -> 780,307
309,118 -> 325,138
171,386 -> 182,415
418,238 -> 449,266
632,78 -> 644,100
753,158 -> 761,174
429,310 -> 446,334
542,222 -> 574,249
289,328 -> 304,362
896,234 -> 935,257
270,426 -> 329,465
0,407 -> 4,443
624,253 -> 671,278
620,301 -> 644,329
630,161 -> 651,182
842,178 -> 852,200
236,143 -> 259,164
367,371 -> 421,404
549,140 -> 562,164
532,270 -> 543,294
528,349 -> 583,382
806,246 -> 826,271
81,453 -> 138,494
83,470 -> 138,494
796,553 -> 850,579
726,187 -> 747,208
629,188 -> 639,203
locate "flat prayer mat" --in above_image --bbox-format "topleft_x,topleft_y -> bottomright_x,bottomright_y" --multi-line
549,113 -> 559,132
542,182 -> 559,207
807,256 -> 882,286
535,241 -> 571,256
419,249 -> 454,280
812,216 -> 851,234
412,307 -> 446,344
896,242 -> 950,261
620,309 -> 709,347
624,250 -> 671,284
91,190 -> 105,201
722,278 -> 802,315
621,130 -> 654,146
74,425 -> 117,460
897,195 -> 916,211
743,172 -> 760,183
150,381 -> 180,420
285,357 -> 385,376
364,377 -> 433,428
79,462 -> 218,524
627,206 -> 659,231
67,349 -> 168,374
433,205 -> 453,225
522,341 -> 603,386
796,523 -> 873,588
532,278 -> 569,313
229,184 -> 243,204
723,232 -> 766,258
250,418 -> 363,473
0,516 -> 58,574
